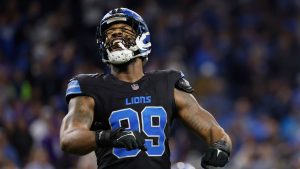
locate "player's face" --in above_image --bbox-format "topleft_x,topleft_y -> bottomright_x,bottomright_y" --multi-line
104,23 -> 136,52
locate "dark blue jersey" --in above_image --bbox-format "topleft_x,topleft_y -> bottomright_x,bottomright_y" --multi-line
65,70 -> 184,169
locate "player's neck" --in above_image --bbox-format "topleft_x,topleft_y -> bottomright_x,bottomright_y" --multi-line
110,58 -> 144,83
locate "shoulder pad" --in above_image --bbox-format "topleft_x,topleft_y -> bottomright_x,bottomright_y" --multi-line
75,73 -> 100,80
175,77 -> 194,93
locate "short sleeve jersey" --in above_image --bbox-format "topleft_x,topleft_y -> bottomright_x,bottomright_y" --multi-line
65,70 -> 185,169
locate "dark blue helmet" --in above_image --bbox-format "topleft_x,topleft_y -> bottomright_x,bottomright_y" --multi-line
96,8 -> 151,64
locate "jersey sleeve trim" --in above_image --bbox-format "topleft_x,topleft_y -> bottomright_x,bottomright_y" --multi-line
175,78 -> 194,93
66,79 -> 82,96
66,79 -> 87,103
174,71 -> 194,93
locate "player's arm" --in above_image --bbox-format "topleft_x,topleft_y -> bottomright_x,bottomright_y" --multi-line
60,96 -> 147,155
60,96 -> 96,155
174,89 -> 232,147
174,88 -> 232,168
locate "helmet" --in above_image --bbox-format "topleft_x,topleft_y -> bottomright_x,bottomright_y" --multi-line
96,8 -> 151,64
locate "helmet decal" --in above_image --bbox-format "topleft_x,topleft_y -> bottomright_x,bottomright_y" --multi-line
136,32 -> 151,51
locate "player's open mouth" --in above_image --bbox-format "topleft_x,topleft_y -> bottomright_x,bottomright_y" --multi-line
112,39 -> 123,45
110,39 -> 126,51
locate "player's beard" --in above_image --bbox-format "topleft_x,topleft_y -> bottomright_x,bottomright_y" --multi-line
110,57 -> 139,72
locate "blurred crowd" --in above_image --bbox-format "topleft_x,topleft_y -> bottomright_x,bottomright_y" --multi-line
1,0 -> 300,168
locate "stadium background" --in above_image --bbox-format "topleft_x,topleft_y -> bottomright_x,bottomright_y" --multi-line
1,0 -> 300,168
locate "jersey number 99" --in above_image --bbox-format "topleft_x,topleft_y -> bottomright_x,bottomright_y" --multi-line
109,106 -> 167,158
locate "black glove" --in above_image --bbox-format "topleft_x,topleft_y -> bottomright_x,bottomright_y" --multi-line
201,140 -> 230,169
95,127 -> 147,151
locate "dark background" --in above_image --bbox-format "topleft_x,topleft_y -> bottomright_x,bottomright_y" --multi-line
0,0 -> 300,168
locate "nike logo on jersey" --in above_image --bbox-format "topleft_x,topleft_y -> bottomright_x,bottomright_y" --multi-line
125,96 -> 151,105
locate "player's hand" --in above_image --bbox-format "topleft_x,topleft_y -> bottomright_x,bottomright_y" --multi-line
96,127 -> 147,151
201,141 -> 230,169
111,128 -> 147,151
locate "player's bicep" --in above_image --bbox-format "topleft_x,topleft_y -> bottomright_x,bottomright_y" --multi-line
62,96 -> 95,131
174,89 -> 220,140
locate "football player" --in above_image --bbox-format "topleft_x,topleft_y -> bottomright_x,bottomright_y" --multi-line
60,8 -> 232,169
